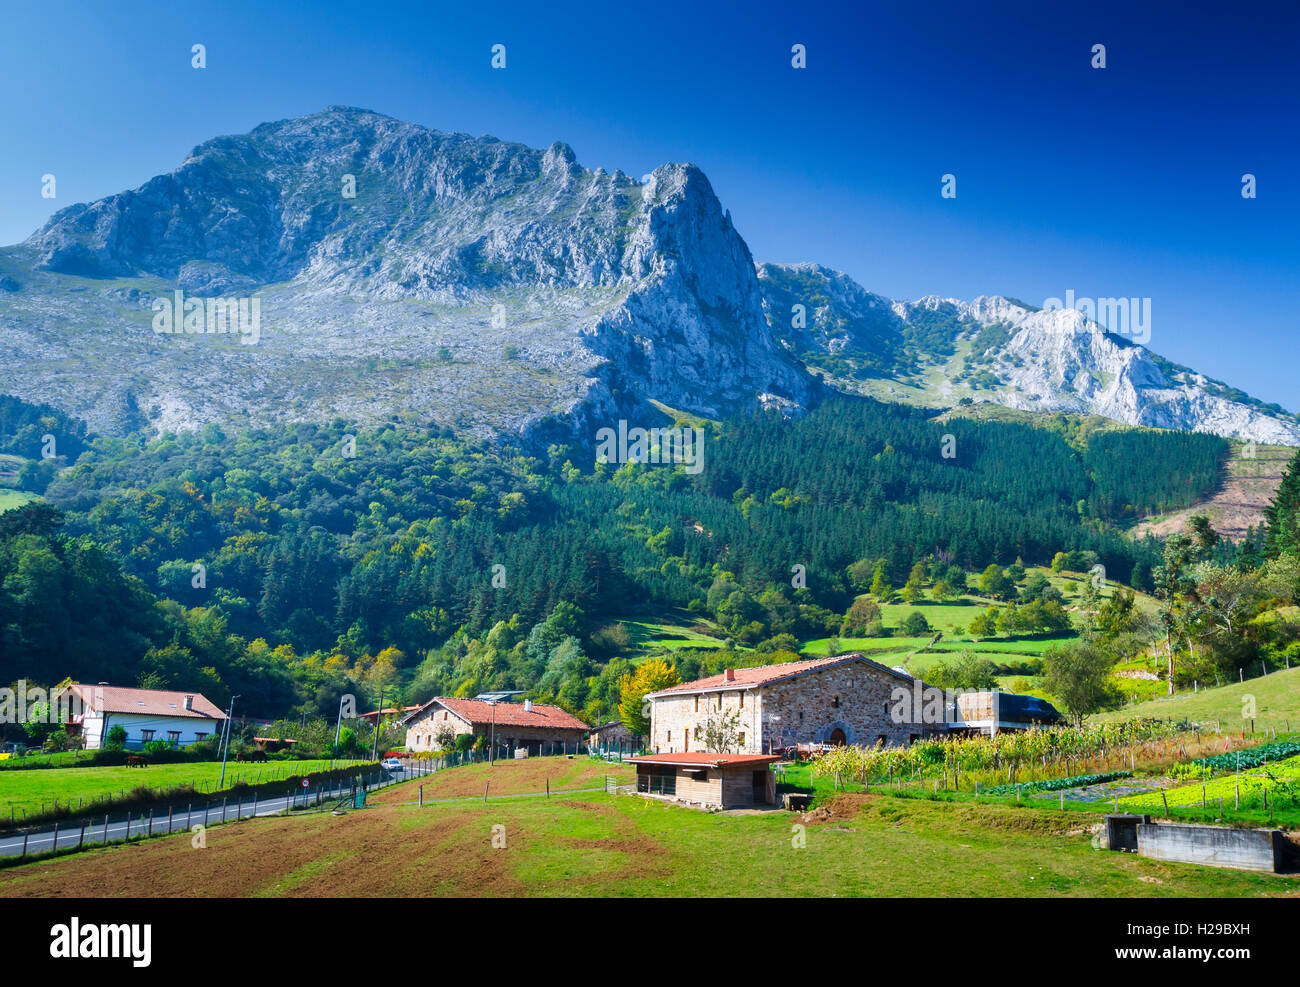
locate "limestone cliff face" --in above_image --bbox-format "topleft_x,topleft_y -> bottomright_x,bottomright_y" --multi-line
6,107 -> 808,438
758,264 -> 1300,445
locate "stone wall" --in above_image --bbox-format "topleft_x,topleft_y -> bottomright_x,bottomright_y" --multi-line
405,705 -> 470,751
763,663 -> 932,750
649,688 -> 764,754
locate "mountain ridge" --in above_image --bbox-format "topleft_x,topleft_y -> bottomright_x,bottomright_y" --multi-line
3,107 -> 1294,446
757,263 -> 1300,445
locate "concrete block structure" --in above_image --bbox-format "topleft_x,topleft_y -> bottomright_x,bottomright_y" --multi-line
1137,820 -> 1286,873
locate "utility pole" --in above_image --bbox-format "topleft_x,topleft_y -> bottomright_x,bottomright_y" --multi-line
489,700 -> 496,766
371,687 -> 385,762
218,695 -> 239,787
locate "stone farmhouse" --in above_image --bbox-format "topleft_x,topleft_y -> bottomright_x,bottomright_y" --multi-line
645,653 -> 944,755
645,654 -> 1063,756
402,697 -> 589,755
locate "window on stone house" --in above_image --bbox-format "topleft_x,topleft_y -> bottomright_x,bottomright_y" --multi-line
832,695 -> 840,708
739,691 -> 744,708
717,694 -> 723,710
694,696 -> 699,712
141,729 -> 155,741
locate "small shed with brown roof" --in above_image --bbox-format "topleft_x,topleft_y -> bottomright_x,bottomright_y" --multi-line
627,752 -> 780,808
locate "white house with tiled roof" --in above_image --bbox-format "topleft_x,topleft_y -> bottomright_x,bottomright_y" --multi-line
644,654 -> 943,755
69,684 -> 227,750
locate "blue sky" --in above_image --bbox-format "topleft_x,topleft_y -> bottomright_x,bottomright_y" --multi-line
2,0 -> 1297,409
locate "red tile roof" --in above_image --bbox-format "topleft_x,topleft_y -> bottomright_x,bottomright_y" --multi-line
647,653 -> 908,697
70,684 -> 226,720
359,705 -> 421,720
407,697 -> 589,731
627,753 -> 782,768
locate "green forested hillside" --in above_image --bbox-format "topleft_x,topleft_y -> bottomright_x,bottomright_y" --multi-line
0,393 -> 1273,726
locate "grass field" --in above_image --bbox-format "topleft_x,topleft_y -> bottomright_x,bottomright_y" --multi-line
623,617 -> 728,656
0,759 -> 1292,897
0,490 -> 37,513
0,759 -> 359,816
1093,665 -> 1300,731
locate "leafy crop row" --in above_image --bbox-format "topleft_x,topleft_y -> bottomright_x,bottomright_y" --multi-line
983,770 -> 1132,797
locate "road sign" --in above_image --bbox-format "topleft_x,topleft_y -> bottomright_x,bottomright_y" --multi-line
302,778 -> 309,788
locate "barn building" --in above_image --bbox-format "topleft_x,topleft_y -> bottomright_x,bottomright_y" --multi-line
948,690 -> 1063,735
402,697 -> 589,755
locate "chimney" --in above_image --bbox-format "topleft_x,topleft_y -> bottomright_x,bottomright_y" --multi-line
524,698 -> 533,713
184,695 -> 194,711
724,668 -> 735,682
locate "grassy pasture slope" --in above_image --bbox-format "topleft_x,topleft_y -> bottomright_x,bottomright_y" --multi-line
0,765 -> 1291,897
1093,665 -> 1300,730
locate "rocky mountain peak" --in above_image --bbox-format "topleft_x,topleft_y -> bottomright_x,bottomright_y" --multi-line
3,109 -> 809,438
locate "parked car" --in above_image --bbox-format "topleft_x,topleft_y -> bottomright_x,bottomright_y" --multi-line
381,758 -> 404,771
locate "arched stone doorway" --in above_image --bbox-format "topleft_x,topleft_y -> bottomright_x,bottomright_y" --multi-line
815,721 -> 856,746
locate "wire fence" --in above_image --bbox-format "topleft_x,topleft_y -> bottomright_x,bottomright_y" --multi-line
0,763 -> 427,861
1,758 -> 383,827
0,749 -> 623,862
1129,655 -> 1297,706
